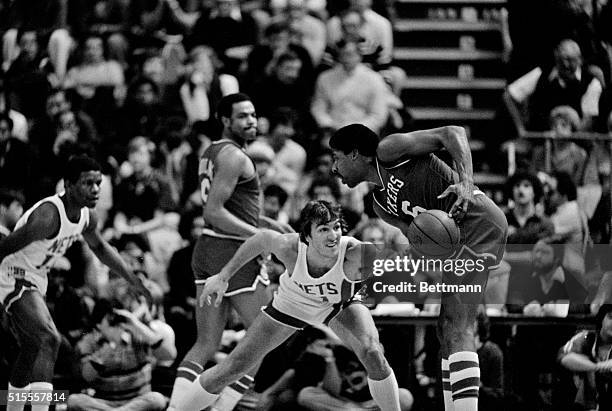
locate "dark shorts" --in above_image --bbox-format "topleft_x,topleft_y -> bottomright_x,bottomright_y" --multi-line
192,234 -> 268,296
445,193 -> 508,301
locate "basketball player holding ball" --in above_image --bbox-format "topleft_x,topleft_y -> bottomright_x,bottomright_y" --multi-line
330,124 -> 507,411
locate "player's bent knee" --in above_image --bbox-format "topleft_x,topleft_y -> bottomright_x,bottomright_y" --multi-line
399,388 -> 414,411
357,338 -> 386,368
141,391 -> 168,410
297,386 -> 325,407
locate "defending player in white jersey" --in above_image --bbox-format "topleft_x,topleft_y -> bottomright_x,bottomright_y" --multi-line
0,155 -> 148,411
170,200 -> 403,411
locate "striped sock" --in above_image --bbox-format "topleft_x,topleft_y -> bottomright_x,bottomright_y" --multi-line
448,351 -> 480,411
211,375 -> 255,411
441,358 -> 454,411
169,361 -> 204,409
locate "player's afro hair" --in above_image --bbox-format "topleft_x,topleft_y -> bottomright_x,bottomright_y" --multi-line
329,124 -> 379,157
63,154 -> 101,183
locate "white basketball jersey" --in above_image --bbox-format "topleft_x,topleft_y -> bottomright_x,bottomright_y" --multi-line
273,236 -> 362,324
1,194 -> 90,281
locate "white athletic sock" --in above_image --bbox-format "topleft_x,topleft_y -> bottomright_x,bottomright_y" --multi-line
367,371 -> 401,411
29,382 -> 53,411
6,383 -> 30,411
169,360 -> 204,408
448,352 -> 480,411
211,374 -> 254,411
168,376 -> 219,411
442,358 -> 454,411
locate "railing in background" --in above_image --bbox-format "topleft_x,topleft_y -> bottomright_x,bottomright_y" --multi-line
503,91 -> 612,243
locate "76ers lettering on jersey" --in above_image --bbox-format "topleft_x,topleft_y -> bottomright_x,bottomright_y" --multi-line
374,155 -> 456,224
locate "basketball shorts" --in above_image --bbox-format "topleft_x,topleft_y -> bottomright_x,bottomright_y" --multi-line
262,282 -> 367,330
444,193 -> 508,299
0,267 -> 47,312
192,234 -> 269,297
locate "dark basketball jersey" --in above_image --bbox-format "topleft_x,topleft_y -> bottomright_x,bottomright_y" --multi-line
373,153 -> 508,270
198,139 -> 260,236
373,154 -> 457,225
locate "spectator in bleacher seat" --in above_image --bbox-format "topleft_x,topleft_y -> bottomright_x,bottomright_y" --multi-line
128,0 -> 189,51
283,0 -> 327,66
187,0 -> 258,69
297,344 -> 414,411
0,188 -> 24,238
505,171 -> 554,247
4,30 -> 52,119
326,0 -> 393,69
543,171 -> 591,281
244,20 -> 314,92
28,89 -> 98,197
558,304 -> 612,410
1,0 -> 73,86
180,46 -> 239,131
64,34 -> 127,127
263,108 -> 307,196
507,39 -> 605,131
0,113 -> 32,196
67,298 -> 174,411
69,0 -> 131,67
249,51 -> 314,125
113,136 -> 178,240
245,138 -> 279,189
256,325 -> 338,410
512,239 -> 572,317
531,106 -> 588,186
311,38 -> 388,134
504,171 -> 555,313
0,76 -> 28,143
114,77 -> 167,156
322,8 -> 384,72
263,184 -> 289,224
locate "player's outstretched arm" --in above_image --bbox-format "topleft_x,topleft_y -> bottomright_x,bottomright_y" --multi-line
82,210 -> 149,297
201,230 -> 296,307
0,202 -> 59,262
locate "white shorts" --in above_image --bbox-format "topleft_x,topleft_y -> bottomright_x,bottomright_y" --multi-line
0,267 -> 47,312
261,283 -> 366,330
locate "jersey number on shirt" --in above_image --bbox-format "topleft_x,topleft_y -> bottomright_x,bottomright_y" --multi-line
199,159 -> 215,204
401,201 -> 427,218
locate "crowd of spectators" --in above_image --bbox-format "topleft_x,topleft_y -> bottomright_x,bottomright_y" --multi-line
1,0 -> 612,410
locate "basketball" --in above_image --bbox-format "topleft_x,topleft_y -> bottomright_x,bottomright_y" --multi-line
406,209 -> 460,257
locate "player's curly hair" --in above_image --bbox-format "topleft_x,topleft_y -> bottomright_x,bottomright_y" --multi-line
298,200 -> 345,243
330,123 -> 379,158
63,154 -> 101,183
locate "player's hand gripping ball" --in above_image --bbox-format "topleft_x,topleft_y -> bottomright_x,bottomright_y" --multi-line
406,209 -> 460,257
